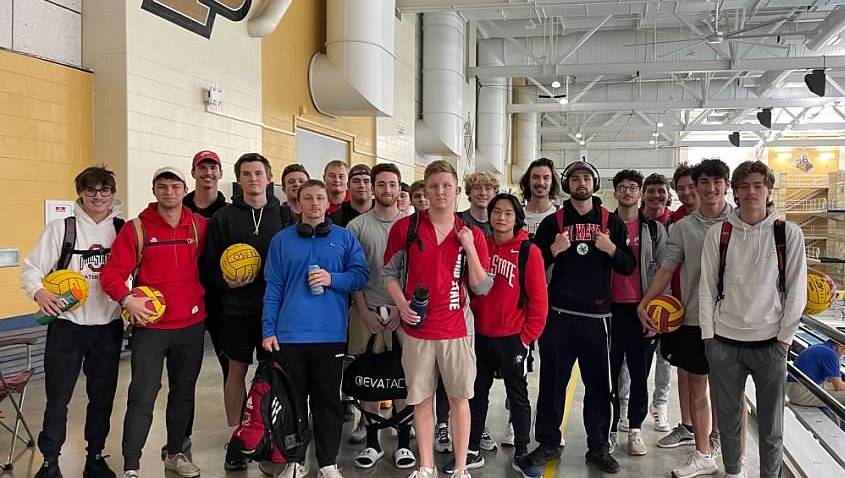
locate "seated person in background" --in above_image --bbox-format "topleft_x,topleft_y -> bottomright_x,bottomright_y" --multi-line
786,339 -> 845,407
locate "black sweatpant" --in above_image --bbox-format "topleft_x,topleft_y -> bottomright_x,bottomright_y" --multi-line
277,342 -> 345,467
609,303 -> 658,431
122,322 -> 204,471
470,334 -> 531,456
436,377 -> 450,425
38,319 -> 123,459
535,311 -> 612,454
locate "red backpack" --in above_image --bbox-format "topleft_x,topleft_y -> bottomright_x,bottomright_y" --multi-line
226,358 -> 310,465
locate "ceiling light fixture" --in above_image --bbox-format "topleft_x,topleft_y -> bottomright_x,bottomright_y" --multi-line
651,132 -> 659,137
575,131 -> 582,138
579,140 -> 586,146
551,79 -> 561,89
558,97 -> 568,105
649,139 -> 656,145
656,121 -> 664,128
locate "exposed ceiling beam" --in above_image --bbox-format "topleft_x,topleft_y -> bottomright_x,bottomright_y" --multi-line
542,138 -> 845,150
602,111 -> 623,126
468,56 -> 845,78
539,122 -> 845,134
555,14 -> 614,64
482,21 -> 543,64
507,97 -> 845,113
569,75 -> 604,103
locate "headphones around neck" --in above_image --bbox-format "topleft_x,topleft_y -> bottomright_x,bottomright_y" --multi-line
296,218 -> 332,237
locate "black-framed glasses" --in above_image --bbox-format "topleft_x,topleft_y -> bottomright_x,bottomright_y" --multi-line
82,187 -> 114,197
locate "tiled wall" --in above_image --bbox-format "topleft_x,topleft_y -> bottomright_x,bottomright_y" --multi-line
0,49 -> 93,317
0,0 -> 82,67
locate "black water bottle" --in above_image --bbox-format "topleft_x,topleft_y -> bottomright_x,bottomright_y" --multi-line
409,285 -> 430,329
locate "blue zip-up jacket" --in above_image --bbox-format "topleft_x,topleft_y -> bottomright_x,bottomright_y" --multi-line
263,224 -> 368,343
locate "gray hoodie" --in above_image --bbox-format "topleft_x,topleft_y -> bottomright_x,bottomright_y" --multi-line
659,204 -> 733,326
699,208 -> 807,343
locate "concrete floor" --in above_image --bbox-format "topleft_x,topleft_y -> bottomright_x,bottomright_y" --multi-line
0,345 -> 760,477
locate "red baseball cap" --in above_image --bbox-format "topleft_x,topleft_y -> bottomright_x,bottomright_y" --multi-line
192,150 -> 221,168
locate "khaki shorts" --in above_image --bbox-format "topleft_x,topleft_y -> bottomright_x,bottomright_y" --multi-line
402,334 -> 476,405
348,305 -> 402,355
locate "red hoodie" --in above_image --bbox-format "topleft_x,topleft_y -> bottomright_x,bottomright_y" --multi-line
470,231 -> 547,345
101,203 -> 208,329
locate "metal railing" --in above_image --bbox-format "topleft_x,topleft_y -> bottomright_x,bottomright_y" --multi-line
806,246 -> 821,260
787,198 -> 828,212
785,174 -> 830,189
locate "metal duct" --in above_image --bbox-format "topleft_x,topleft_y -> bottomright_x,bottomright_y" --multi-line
512,84 -> 537,181
755,70 -> 794,97
805,6 -> 845,51
247,0 -> 292,38
475,39 -> 507,173
308,0 -> 395,117
416,12 -> 465,156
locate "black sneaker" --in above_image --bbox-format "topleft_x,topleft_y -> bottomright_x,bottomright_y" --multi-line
225,456 -> 249,471
512,455 -> 544,478
525,444 -> 562,467
585,449 -> 620,474
83,454 -> 115,478
35,459 -> 62,478
442,450 -> 485,474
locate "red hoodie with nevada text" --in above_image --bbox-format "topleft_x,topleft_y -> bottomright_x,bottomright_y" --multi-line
101,203 -> 208,329
470,231 -> 548,345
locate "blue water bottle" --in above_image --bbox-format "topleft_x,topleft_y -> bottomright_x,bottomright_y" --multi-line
409,285 -> 430,329
307,264 -> 324,295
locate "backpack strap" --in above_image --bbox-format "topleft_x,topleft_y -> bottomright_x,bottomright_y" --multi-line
56,217 -> 77,271
555,208 -> 565,233
131,219 -> 146,283
403,212 -> 421,289
774,219 -> 786,293
517,240 -> 532,309
190,216 -> 199,245
600,206 -> 609,233
717,221 -> 733,302
113,217 -> 126,233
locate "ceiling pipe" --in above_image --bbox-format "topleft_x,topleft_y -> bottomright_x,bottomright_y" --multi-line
416,12 -> 465,156
805,6 -> 845,50
476,39 -> 507,174
247,0 -> 292,37
308,0 -> 395,117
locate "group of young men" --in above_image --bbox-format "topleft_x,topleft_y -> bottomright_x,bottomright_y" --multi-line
22,149 -> 810,478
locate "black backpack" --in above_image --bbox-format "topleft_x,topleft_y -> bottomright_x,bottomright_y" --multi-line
717,219 -> 787,302
55,216 -> 126,271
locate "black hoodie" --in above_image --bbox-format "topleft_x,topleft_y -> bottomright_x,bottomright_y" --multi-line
533,196 -> 636,317
184,190 -> 227,219
203,194 -> 286,316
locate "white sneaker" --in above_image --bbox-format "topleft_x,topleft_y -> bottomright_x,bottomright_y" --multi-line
317,464 -> 344,478
627,428 -> 647,456
609,432 -> 618,455
617,418 -> 630,432
277,461 -> 310,478
349,420 -> 367,444
123,472 -> 139,478
670,451 -> 718,478
502,422 -> 515,447
408,466 -> 438,478
163,453 -> 200,477
650,405 -> 671,432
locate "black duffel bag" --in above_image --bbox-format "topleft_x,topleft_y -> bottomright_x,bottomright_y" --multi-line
342,332 -> 407,402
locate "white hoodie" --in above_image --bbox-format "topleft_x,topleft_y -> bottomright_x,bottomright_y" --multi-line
699,208 -> 807,344
21,200 -> 124,326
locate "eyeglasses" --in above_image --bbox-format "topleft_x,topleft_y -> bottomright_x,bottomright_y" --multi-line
82,187 -> 114,197
615,185 -> 640,193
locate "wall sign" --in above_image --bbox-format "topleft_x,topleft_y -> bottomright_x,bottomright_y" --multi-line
141,0 -> 252,38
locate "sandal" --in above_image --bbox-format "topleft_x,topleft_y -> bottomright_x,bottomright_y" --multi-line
394,448 -> 417,469
354,447 -> 384,469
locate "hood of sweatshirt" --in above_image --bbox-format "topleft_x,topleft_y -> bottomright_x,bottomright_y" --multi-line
488,230 -> 531,252
73,198 -> 123,226
725,207 -> 782,269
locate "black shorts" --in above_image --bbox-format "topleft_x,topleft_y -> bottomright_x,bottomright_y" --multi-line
222,314 -> 269,365
660,325 -> 708,375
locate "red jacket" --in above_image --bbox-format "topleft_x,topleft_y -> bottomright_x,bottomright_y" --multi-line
470,231 -> 547,345
101,203 -> 208,329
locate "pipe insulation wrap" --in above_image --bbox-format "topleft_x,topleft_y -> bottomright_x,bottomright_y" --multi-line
475,39 -> 507,173
309,0 -> 395,117
416,12 -> 465,156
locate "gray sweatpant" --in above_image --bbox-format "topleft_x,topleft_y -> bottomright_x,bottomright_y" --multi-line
706,339 -> 787,478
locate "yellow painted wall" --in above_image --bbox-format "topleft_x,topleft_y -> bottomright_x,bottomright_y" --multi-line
768,147 -> 840,178
262,0 -> 376,175
0,50 -> 93,319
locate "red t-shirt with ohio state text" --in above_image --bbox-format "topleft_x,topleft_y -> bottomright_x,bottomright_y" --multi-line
383,210 -> 490,340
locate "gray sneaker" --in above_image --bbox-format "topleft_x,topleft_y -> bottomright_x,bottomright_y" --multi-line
608,432 -> 618,455
709,431 -> 721,458
164,453 -> 200,477
657,424 -> 695,449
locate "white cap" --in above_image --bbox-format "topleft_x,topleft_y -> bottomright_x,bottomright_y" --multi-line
152,166 -> 187,185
